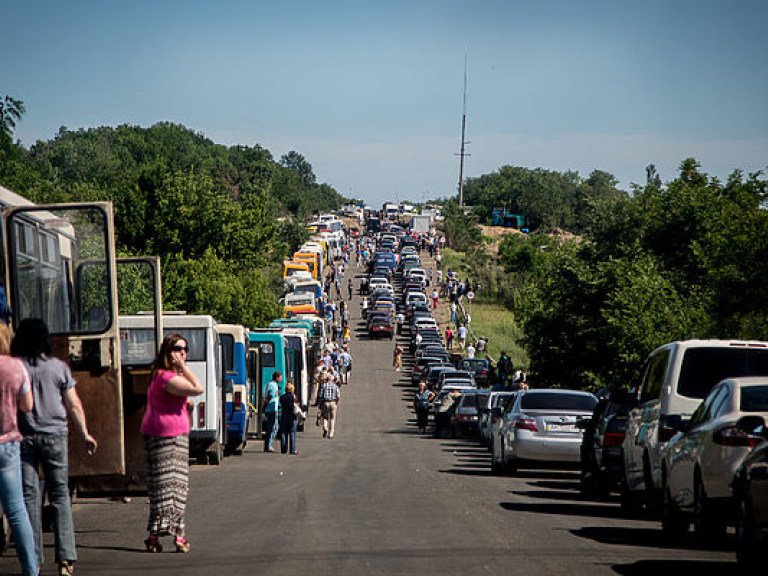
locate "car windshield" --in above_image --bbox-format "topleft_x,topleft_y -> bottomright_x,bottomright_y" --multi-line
520,392 -> 597,411
678,347 -> 768,399
740,386 -> 768,412
460,359 -> 486,368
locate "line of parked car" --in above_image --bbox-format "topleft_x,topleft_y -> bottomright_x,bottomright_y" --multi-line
487,338 -> 768,568
367,216 -> 768,567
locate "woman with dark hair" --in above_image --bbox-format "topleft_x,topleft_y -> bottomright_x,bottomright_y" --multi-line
140,333 -> 203,554
0,323 -> 38,576
13,318 -> 97,576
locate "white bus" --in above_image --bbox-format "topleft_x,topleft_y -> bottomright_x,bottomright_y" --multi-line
119,313 -> 226,464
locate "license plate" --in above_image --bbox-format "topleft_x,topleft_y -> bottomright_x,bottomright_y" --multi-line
547,423 -> 576,432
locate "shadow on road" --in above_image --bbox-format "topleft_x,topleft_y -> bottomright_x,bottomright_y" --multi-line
570,526 -> 735,552
75,544 -> 147,553
610,559 -> 737,575
509,489 -> 591,502
526,479 -> 582,492
500,500 -> 627,520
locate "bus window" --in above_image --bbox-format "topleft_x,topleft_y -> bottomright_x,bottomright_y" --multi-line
259,342 -> 276,367
8,205 -> 114,335
119,327 -> 207,365
220,333 -> 235,374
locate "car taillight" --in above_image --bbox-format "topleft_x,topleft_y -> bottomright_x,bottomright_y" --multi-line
481,370 -> 487,376
198,402 -> 205,428
234,392 -> 242,411
602,432 -> 625,447
514,417 -> 538,432
713,426 -> 763,447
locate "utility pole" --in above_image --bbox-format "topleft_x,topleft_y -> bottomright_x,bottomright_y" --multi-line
456,52 -> 470,207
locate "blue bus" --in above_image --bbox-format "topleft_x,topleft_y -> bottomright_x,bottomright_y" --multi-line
216,324 -> 249,455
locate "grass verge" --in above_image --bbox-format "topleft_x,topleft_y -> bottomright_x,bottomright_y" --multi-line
459,301 -> 528,369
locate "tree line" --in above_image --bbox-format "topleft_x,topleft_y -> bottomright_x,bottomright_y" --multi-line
443,160 -> 768,390
0,107 -> 347,327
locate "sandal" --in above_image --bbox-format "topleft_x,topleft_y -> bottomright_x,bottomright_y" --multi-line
174,536 -> 191,553
144,535 -> 163,553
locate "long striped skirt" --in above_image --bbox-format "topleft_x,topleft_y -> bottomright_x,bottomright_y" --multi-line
144,434 -> 189,537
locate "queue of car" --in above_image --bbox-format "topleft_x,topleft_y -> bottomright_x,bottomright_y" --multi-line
365,215 -> 768,567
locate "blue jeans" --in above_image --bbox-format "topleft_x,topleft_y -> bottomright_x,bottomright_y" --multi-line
21,434 -> 77,565
0,442 -> 37,575
280,417 -> 298,454
264,412 -> 278,450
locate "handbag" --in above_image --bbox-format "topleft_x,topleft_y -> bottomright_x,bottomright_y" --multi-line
293,402 -> 306,420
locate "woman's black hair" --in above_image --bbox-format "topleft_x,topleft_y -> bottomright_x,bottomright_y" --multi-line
11,318 -> 52,366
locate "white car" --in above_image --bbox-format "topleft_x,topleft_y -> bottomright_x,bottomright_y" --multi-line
405,268 -> 428,283
412,317 -> 438,331
662,377 -> 768,538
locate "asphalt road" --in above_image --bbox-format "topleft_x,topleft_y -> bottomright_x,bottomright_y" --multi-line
0,264 -> 738,575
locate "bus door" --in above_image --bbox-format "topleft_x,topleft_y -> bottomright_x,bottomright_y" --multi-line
3,203 -> 127,481
284,347 -> 296,395
246,345 -> 261,438
108,257 -> 163,493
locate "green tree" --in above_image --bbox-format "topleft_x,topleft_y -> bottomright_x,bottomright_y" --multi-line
0,95 -> 25,138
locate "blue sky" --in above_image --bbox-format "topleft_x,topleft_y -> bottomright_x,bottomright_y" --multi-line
3,0 -> 767,205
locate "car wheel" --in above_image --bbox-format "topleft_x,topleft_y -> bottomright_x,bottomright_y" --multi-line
642,455 -> 661,515
620,474 -> 643,517
662,485 -> 688,537
736,492 -> 759,567
693,477 -> 726,541
491,452 -> 503,475
580,461 -> 598,498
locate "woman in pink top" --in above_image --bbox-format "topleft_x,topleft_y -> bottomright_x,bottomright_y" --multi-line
141,334 -> 203,554
0,324 -> 37,576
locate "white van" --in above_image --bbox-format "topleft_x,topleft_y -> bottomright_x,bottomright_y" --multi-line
622,339 -> 768,509
119,314 -> 226,464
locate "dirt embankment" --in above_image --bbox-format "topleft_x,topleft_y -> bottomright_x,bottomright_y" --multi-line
479,225 -> 581,255
479,225 -> 524,255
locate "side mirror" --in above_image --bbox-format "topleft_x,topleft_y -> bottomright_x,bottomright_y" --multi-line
736,415 -> 766,436
659,414 -> 687,442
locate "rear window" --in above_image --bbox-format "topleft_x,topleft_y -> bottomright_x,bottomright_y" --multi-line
740,386 -> 768,412
678,347 -> 768,399
492,393 -> 515,408
521,392 -> 597,412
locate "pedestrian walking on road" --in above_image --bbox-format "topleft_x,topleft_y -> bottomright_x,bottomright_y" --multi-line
432,289 -> 439,310
337,347 -> 352,385
0,324 -> 38,576
139,333 -> 203,555
14,319 -> 99,574
497,352 -> 512,386
347,279 -> 353,300
413,382 -> 434,434
445,327 -> 453,349
393,344 -> 403,371
450,302 -> 457,325
279,383 -> 301,455
263,371 -> 283,452
457,325 -> 468,349
319,375 -> 341,439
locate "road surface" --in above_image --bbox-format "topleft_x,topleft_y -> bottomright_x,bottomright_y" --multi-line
0,263 -> 737,575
